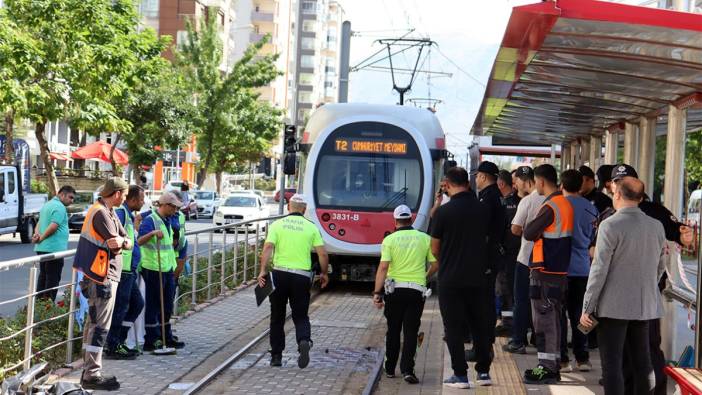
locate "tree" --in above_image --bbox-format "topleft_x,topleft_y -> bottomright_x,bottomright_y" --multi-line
118,66 -> 198,181
685,129 -> 702,190
0,10 -> 41,164
176,11 -> 280,187
210,98 -> 282,192
4,0 -> 165,195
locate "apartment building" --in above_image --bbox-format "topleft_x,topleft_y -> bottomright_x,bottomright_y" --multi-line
292,0 -> 345,127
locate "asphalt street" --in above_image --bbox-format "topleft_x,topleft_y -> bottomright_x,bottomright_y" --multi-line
0,204 -> 282,317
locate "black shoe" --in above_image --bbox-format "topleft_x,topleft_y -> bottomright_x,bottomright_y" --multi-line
104,344 -> 137,360
298,340 -> 311,369
166,338 -> 185,349
523,365 -> 560,384
270,354 -> 282,367
502,342 -> 527,354
403,372 -> 419,384
81,375 -> 120,391
142,340 -> 162,352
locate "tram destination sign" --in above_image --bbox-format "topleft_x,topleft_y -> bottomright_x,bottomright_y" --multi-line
334,138 -> 407,155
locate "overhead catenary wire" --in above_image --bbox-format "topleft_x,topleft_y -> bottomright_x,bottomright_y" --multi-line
434,47 -> 486,88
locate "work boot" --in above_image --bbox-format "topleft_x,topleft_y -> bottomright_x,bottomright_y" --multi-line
298,340 -> 311,369
502,341 -> 527,354
81,375 -> 120,391
270,353 -> 282,367
104,343 -> 137,360
143,339 -> 163,352
523,365 -> 560,384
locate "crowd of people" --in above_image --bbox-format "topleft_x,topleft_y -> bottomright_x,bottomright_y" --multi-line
372,160 -> 694,393
34,178 -> 190,391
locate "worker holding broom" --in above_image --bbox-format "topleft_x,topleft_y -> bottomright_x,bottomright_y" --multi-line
138,192 -> 185,353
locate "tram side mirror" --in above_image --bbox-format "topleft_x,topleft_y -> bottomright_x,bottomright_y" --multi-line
443,160 -> 457,175
283,152 -> 297,175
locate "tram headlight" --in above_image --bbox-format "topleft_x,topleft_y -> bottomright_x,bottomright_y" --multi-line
321,213 -> 330,222
329,223 -> 336,230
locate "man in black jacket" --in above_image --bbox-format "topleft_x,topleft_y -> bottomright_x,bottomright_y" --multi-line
475,161 -> 506,346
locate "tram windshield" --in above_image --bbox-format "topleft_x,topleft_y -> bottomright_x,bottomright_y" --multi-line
315,155 -> 421,210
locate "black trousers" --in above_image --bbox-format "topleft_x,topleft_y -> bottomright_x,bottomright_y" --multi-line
560,276 -> 589,363
598,318 -> 654,395
384,288 -> 425,375
511,262 -> 532,346
36,253 -> 64,302
624,318 -> 666,395
439,285 -> 492,376
269,270 -> 312,355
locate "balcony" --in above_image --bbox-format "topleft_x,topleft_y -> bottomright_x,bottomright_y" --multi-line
250,32 -> 266,42
251,11 -> 274,23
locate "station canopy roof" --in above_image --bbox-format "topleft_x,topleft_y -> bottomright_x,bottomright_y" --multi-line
472,0 -> 702,145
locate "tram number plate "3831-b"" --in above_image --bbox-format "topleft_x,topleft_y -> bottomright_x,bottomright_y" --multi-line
330,212 -> 360,221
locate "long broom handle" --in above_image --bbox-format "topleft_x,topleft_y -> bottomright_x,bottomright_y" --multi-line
156,238 -> 168,348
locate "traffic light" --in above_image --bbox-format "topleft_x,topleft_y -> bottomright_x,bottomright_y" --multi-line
284,124 -> 297,153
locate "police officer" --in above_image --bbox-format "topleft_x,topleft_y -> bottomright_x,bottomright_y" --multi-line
475,161 -> 506,346
257,194 -> 329,369
496,170 -> 521,335
373,204 -> 437,384
138,192 -> 185,351
105,185 -> 146,360
579,165 -> 612,214
74,177 -> 130,391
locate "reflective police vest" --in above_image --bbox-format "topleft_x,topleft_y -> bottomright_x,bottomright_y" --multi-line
531,193 -> 574,275
114,205 -> 135,272
73,203 -> 111,284
140,210 -> 175,272
176,211 -> 186,253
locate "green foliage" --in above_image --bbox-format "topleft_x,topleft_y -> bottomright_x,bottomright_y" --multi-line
0,290 -> 82,380
255,178 -> 276,191
30,179 -> 48,194
175,10 -> 281,185
685,129 -> 702,190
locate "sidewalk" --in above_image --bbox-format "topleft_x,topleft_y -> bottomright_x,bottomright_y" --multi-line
63,285 -> 270,394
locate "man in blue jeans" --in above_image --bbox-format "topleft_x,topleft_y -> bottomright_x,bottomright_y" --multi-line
105,185 -> 146,359
558,170 -> 597,373
504,166 -> 543,354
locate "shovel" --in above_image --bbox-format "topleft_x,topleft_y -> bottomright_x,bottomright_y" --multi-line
153,238 -> 177,356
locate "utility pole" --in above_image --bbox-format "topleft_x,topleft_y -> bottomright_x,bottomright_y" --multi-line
338,21 -> 352,103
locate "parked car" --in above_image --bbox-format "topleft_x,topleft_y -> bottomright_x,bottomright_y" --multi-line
164,180 -> 197,192
213,193 -> 268,230
67,191 -> 97,231
274,188 -> 297,203
193,190 -> 221,218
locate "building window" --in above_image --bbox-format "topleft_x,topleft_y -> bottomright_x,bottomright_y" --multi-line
176,30 -> 189,50
302,1 -> 318,14
324,65 -> 336,73
298,91 -> 313,103
302,20 -> 316,33
324,81 -> 333,88
300,54 -> 315,68
301,37 -> 315,50
299,73 -> 314,86
254,25 -> 260,34
139,0 -> 159,18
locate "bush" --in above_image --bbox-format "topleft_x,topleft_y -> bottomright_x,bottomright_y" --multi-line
254,178 -> 276,191
30,180 -> 48,194
0,289 -> 82,381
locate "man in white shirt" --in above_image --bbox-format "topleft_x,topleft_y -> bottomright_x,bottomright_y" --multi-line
503,166 -> 545,354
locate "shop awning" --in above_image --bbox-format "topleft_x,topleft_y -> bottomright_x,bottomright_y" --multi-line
472,0 -> 702,145
71,141 -> 129,165
49,152 -> 71,161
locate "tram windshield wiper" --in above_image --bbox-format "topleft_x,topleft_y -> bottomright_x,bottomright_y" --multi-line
380,170 -> 408,210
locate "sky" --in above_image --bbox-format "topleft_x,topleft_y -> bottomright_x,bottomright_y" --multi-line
343,0 -> 535,165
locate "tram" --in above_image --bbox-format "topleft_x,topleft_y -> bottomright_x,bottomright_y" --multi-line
298,103 -> 448,281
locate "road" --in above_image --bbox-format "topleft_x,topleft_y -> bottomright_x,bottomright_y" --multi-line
0,204 -> 282,318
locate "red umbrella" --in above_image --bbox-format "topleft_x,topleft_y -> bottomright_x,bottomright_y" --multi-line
71,141 -> 129,165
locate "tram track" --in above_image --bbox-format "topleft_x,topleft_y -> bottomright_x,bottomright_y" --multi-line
178,285 -> 386,395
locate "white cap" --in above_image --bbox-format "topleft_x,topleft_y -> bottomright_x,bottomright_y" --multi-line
289,194 -> 307,205
393,204 -> 412,219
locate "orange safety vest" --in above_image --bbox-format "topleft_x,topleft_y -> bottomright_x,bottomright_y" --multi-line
530,193 -> 574,275
72,203 -> 111,283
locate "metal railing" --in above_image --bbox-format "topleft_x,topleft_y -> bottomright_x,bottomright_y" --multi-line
0,215 -> 283,378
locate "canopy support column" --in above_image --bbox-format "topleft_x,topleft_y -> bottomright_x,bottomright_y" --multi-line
581,139 -> 591,167
605,130 -> 618,164
623,122 -> 640,169
570,141 -> 578,169
550,144 -> 557,166
638,116 -> 657,197
661,104 -> 688,361
561,144 -> 571,171
589,135 -> 602,171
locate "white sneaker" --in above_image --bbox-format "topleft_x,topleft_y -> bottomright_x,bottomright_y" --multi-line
577,361 -> 592,372
560,362 -> 572,373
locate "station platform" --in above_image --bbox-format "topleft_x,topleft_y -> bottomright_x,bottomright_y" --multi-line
53,284 -> 632,394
